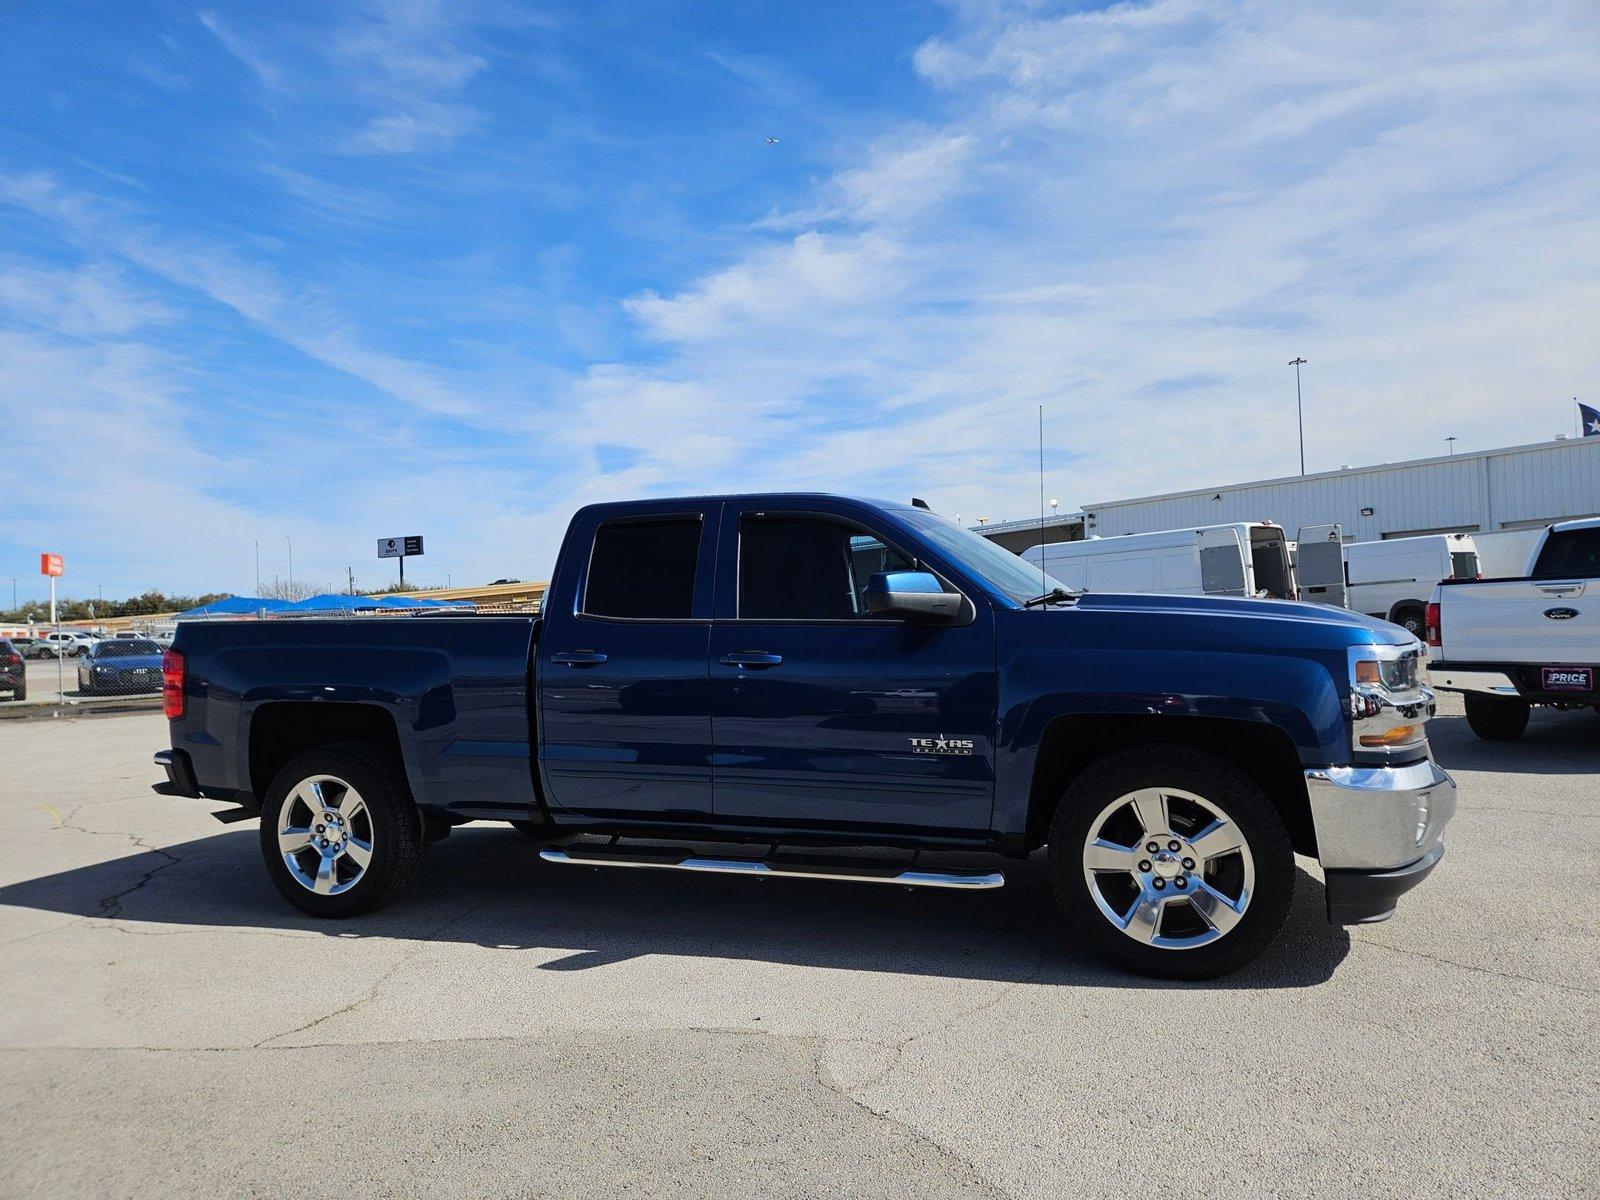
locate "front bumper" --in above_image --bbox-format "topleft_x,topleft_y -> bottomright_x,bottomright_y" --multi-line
1305,758 -> 1456,925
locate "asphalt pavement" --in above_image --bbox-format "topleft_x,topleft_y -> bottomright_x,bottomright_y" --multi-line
0,696 -> 1595,1198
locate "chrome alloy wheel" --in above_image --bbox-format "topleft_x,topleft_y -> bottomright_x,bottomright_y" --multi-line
1081,787 -> 1254,950
277,775 -> 374,896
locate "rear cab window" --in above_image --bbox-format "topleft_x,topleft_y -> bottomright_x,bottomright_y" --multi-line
582,517 -> 702,619
1531,528 -> 1600,580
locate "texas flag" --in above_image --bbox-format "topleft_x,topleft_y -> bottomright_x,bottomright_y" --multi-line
1582,401 -> 1600,437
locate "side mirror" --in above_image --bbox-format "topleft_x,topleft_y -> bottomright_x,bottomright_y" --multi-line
866,571 -> 960,623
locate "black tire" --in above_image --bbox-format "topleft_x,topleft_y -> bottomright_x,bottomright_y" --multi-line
1464,693 -> 1530,741
1391,605 -> 1426,638
15,683 -> 24,702
1047,746 -> 1295,980
258,742 -> 428,918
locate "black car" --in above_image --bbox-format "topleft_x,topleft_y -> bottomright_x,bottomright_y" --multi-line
1,640 -> 24,701
78,638 -> 164,696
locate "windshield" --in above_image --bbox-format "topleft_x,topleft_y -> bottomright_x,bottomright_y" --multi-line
96,640 -> 160,657
898,509 -> 1068,606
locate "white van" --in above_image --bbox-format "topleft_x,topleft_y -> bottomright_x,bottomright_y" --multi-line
1297,531 -> 1479,637
1021,522 -> 1296,599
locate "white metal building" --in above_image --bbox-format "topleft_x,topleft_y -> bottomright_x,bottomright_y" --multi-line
1080,436 -> 1600,542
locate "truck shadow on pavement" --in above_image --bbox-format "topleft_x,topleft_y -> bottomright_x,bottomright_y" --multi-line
1,824 -> 1350,991
1426,709 -> 1598,777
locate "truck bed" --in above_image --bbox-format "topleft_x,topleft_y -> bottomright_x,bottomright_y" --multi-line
170,615 -> 540,822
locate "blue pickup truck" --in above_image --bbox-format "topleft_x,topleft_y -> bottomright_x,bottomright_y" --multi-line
155,494 -> 1455,978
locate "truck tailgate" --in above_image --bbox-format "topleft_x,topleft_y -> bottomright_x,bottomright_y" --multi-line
1441,579 -> 1600,663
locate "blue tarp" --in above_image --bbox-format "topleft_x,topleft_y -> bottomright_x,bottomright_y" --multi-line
372,595 -> 473,609
177,596 -> 291,617
281,593 -> 386,612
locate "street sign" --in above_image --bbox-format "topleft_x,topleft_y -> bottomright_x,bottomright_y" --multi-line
378,536 -> 424,559
40,553 -> 63,577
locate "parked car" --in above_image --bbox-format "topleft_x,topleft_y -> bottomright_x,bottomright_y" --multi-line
156,493 -> 1454,980
78,638 -> 165,695
1428,517 -> 1600,739
38,630 -> 97,657
0,640 -> 24,701
1021,521 -> 1297,599
10,636 -> 53,660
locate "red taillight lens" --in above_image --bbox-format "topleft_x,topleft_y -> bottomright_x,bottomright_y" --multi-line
162,649 -> 185,719
1424,602 -> 1441,648
4,652 -> 19,667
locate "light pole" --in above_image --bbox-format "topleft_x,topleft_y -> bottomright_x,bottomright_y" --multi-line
1288,357 -> 1308,475
1446,436 -> 1457,455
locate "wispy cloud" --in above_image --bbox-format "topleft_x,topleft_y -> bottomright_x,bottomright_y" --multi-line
197,10 -> 282,89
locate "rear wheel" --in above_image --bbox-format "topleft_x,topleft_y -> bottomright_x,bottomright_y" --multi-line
1048,746 -> 1295,980
1391,604 -> 1426,638
1464,693 -> 1530,741
259,743 -> 428,917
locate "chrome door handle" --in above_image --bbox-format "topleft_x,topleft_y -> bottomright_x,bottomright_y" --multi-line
719,651 -> 783,669
551,650 -> 608,667
1537,583 -> 1583,597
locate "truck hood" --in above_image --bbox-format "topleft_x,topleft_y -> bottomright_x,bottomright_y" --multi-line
1040,591 -> 1413,649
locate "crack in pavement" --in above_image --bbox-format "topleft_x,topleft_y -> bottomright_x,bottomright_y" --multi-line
251,897 -> 499,1048
1349,934 -> 1599,996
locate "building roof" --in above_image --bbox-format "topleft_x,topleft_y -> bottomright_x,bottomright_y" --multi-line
1081,435 -> 1597,513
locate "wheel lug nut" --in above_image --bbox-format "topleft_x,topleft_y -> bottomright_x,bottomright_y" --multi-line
1175,876 -> 1188,889
1146,841 -> 1159,853
1138,860 -> 1152,873
1153,879 -> 1166,890
1167,840 -> 1180,852
1182,858 -> 1195,871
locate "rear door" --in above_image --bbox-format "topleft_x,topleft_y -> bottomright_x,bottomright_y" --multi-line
536,506 -> 719,819
707,501 -> 996,835
1295,524 -> 1346,608
1198,528 -> 1248,596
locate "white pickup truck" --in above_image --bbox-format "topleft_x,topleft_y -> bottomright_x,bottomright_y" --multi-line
1427,517 -> 1600,740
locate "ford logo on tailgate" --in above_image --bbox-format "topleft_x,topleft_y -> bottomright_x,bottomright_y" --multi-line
1543,607 -> 1579,620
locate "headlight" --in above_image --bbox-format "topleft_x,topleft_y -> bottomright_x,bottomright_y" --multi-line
1348,644 -> 1432,754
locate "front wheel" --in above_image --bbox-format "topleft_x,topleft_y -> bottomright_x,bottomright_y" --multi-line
1048,746 -> 1295,980
1464,693 -> 1530,741
258,743 -> 428,917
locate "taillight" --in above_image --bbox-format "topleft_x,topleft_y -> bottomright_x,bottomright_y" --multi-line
4,652 -> 19,667
162,649 -> 185,719
1424,602 -> 1441,648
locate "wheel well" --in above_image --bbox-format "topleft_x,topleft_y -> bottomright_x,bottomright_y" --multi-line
248,702 -> 406,801
1388,600 -> 1424,623
1026,715 -> 1316,856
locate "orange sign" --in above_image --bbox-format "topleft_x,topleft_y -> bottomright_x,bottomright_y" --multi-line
40,553 -> 63,577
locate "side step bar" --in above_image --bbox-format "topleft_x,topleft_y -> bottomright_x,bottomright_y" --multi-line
538,846 -> 1003,890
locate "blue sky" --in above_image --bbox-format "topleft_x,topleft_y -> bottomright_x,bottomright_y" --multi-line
3,0 -> 1597,600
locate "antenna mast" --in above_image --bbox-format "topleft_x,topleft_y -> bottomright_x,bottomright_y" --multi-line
1038,406 -> 1047,602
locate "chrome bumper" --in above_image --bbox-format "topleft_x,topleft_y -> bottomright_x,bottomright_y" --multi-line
1304,759 -> 1456,872
1426,666 -> 1520,697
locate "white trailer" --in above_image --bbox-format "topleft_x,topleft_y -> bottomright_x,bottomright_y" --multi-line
1020,522 -> 1296,599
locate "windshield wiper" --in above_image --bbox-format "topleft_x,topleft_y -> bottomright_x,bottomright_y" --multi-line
1022,587 -> 1079,608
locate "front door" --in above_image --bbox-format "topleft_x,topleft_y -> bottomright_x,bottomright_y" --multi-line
537,507 -> 717,819
708,503 -> 995,836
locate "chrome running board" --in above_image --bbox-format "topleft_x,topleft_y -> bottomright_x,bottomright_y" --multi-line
538,846 -> 1003,890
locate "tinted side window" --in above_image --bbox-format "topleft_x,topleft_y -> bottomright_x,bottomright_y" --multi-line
583,518 -> 701,619
1531,529 -> 1600,580
740,518 -> 914,620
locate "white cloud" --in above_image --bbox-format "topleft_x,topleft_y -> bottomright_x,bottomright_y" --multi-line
601,0 -> 1600,518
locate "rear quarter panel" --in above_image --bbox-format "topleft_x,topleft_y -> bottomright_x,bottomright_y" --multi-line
172,617 -> 537,820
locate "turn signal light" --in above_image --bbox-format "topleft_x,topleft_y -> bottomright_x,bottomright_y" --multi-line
1353,660 -> 1381,686
162,649 -> 185,719
1360,723 -> 1422,748
1424,601 -> 1441,647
